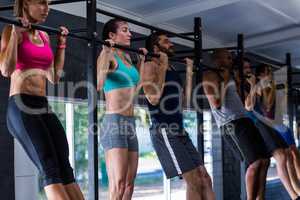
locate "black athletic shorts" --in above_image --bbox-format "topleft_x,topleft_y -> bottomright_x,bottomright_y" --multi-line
254,119 -> 288,155
7,94 -> 75,187
221,117 -> 270,165
149,119 -> 203,179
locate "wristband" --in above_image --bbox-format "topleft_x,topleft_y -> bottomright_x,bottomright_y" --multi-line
57,44 -> 66,49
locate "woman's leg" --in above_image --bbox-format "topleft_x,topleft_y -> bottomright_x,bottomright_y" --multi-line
7,100 -> 71,200
64,183 -> 85,200
286,149 -> 300,194
45,184 -> 71,200
290,145 -> 300,179
122,151 -> 138,200
245,160 -> 261,200
43,113 -> 84,200
256,159 -> 270,200
105,148 -> 129,200
273,148 -> 298,199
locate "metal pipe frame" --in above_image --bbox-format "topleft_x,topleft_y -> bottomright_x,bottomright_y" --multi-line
0,15 -> 161,58
203,46 -> 237,52
0,15 -> 88,41
174,46 -> 237,56
96,9 -> 196,42
237,34 -> 245,103
287,53 -> 294,130
194,17 -> 204,158
244,52 -> 285,69
131,36 -> 148,42
86,0 -> 98,199
178,32 -> 194,36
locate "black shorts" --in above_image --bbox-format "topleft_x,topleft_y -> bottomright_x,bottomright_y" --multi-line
221,118 -> 270,165
149,120 -> 203,179
254,120 -> 288,154
7,94 -> 75,187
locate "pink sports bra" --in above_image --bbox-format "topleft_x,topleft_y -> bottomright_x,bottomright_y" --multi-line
16,31 -> 54,71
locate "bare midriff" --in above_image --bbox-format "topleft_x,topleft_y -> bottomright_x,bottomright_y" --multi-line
104,87 -> 136,116
9,68 -> 48,97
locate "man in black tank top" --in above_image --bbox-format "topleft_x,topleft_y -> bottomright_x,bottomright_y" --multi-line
142,32 -> 215,199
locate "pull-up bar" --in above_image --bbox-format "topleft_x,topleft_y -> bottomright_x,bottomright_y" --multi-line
96,9 -> 196,43
0,15 -> 161,57
0,15 -> 88,41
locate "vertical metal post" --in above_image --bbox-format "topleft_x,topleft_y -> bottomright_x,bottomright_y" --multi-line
296,91 -> 300,145
237,34 -> 245,103
237,33 -> 246,199
287,53 -> 294,130
86,0 -> 98,200
194,17 -> 204,158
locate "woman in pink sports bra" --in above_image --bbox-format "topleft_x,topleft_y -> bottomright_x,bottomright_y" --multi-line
0,0 -> 84,200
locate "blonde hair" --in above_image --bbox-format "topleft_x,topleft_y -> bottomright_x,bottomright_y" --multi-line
14,0 -> 50,17
14,0 -> 25,17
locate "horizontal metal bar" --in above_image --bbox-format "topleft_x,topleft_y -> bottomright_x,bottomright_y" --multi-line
0,15 -> 89,41
95,39 -> 159,58
244,52 -> 285,69
48,28 -> 87,36
203,46 -> 237,52
131,36 -> 148,42
69,28 -> 87,33
174,50 -> 193,54
174,46 -> 237,55
0,0 -> 85,11
178,32 -> 194,36
0,16 -> 160,58
177,63 -> 218,74
96,9 -> 196,42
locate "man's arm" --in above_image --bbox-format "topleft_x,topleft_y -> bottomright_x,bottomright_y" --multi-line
262,81 -> 276,111
203,71 -> 222,109
244,75 -> 257,111
183,58 -> 193,109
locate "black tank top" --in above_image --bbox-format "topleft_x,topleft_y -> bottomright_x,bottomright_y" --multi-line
147,68 -> 184,130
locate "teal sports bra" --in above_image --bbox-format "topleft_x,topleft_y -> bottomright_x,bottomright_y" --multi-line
103,54 -> 140,92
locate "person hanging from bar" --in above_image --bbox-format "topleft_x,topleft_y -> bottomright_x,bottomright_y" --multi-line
234,59 -> 271,199
203,49 -> 271,200
142,31 -> 215,200
96,18 -> 147,200
255,64 -> 300,182
203,48 -> 300,200
0,0 -> 85,200
237,60 -> 300,198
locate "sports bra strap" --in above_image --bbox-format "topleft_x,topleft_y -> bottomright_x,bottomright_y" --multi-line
38,31 -> 49,44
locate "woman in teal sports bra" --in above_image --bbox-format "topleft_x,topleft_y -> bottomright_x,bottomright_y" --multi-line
96,18 -> 147,200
